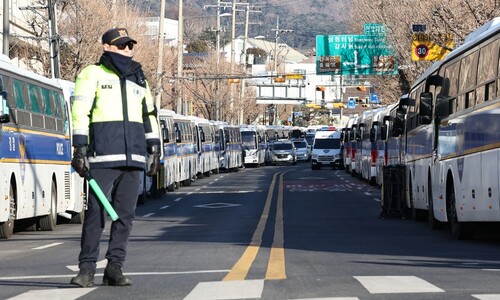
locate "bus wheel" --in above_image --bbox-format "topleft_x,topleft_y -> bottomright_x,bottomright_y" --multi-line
447,183 -> 473,240
39,181 -> 57,231
427,177 -> 442,230
0,182 -> 16,239
184,167 -> 192,186
71,210 -> 85,224
167,182 -> 175,192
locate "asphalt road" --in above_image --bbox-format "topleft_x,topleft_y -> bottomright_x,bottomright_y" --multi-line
2,164 -> 500,300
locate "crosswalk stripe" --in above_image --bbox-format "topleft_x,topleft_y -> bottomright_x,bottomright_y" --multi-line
184,280 -> 264,300
7,287 -> 97,300
354,276 -> 445,294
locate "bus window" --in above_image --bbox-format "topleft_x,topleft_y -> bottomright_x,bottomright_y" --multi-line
40,87 -> 54,116
12,78 -> 27,110
27,83 -> 42,113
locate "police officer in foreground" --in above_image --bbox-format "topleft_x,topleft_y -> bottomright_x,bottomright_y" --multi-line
70,28 -> 161,287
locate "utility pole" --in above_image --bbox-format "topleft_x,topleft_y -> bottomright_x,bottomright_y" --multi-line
204,0 -> 231,120
270,16 -> 293,125
155,0 -> 166,110
19,2 -> 60,78
238,2 -> 250,124
3,0 -> 9,56
271,16 -> 293,74
177,0 -> 184,115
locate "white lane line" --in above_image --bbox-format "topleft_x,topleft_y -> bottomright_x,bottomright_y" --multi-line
32,243 -> 63,250
373,198 -> 381,202
472,294 -> 500,300
160,205 -> 170,209
354,276 -> 444,294
364,192 -> 371,196
67,259 -> 107,272
0,269 -> 230,281
174,197 -> 182,202
7,287 -> 97,300
184,279 -> 264,300
143,213 -> 155,218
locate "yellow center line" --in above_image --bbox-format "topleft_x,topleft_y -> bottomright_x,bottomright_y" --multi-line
223,171 -> 281,281
266,172 -> 286,280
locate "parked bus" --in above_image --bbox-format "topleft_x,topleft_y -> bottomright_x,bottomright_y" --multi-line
0,55 -> 85,238
158,109 -> 178,192
220,124 -> 242,172
240,125 -> 266,167
397,18 -> 500,239
190,116 -> 215,178
173,114 -> 197,186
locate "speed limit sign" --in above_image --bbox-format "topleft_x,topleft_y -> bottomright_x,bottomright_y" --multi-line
415,44 -> 429,59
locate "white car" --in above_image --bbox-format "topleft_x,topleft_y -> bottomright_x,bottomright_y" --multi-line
293,140 -> 311,162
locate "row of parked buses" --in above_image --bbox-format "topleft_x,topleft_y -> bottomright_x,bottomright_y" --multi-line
139,114 -> 304,200
343,18 -> 500,240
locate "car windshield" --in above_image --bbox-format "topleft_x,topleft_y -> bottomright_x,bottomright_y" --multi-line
314,138 -> 341,149
293,141 -> 307,148
305,136 -> 314,145
272,143 -> 292,150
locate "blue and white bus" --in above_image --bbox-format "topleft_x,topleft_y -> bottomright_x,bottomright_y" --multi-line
398,18 -> 500,239
158,109 -> 178,192
219,124 -> 242,172
0,55 -> 85,238
174,114 -> 197,186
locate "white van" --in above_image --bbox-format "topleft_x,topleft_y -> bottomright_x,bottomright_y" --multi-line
311,128 -> 343,170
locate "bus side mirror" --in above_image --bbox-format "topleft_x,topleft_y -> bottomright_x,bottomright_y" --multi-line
380,124 -> 388,140
162,128 -> 169,143
419,92 -> 433,125
392,108 -> 406,137
175,129 -> 181,143
0,90 -> 10,123
369,127 -> 376,142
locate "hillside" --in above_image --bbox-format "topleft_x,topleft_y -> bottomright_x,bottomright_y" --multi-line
138,0 -> 351,52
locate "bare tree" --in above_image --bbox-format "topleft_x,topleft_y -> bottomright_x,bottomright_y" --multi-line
350,0 -> 500,103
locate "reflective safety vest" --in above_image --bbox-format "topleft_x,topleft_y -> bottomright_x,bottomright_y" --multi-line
72,63 -> 160,170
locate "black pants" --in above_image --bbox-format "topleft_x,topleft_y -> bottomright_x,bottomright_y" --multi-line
78,168 -> 141,270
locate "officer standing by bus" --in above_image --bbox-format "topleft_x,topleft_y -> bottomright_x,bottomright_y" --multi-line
70,28 -> 161,287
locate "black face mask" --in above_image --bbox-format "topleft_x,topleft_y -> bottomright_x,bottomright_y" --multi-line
102,51 -> 133,75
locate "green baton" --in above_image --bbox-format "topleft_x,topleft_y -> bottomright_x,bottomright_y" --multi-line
84,172 -> 119,221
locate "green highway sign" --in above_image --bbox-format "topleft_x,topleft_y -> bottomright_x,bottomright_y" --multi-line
316,24 -> 398,76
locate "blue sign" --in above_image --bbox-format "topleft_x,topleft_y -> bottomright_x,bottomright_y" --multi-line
347,99 -> 356,109
370,93 -> 381,104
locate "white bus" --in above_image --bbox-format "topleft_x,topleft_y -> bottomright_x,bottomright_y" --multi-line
219,124 -> 242,172
240,125 -> 266,167
398,18 -> 500,239
0,55 -> 85,238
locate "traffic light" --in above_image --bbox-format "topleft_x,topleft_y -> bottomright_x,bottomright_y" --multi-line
315,86 -> 326,92
356,86 -> 367,92
274,76 -> 285,83
228,78 -> 240,83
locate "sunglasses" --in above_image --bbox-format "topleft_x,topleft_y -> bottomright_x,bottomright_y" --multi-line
114,43 -> 134,50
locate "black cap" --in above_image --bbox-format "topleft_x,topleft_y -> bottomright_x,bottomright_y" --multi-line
102,28 -> 137,45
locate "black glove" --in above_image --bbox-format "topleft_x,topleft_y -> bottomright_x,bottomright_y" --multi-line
146,144 -> 161,176
71,146 -> 89,178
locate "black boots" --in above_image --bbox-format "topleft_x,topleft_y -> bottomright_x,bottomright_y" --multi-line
70,268 -> 95,287
103,262 -> 132,286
